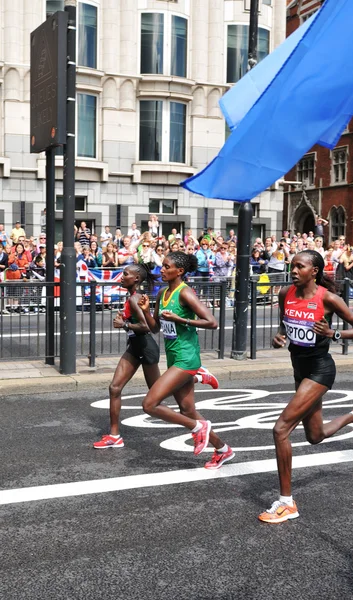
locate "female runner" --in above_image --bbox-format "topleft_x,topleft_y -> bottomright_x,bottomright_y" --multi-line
94,262 -> 220,449
259,250 -> 353,523
138,251 -> 234,469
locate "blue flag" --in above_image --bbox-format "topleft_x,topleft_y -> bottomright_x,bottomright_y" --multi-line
181,0 -> 353,201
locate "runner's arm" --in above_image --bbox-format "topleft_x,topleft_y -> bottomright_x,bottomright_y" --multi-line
272,286 -> 289,348
138,291 -> 162,334
163,286 -> 217,330
314,292 -> 353,338
127,295 -> 152,335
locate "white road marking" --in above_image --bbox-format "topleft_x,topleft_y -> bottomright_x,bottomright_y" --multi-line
1,450 -> 352,506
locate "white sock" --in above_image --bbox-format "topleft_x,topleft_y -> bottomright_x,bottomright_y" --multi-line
195,374 -> 202,383
192,421 -> 202,433
217,444 -> 228,453
110,434 -> 121,439
279,495 -> 293,507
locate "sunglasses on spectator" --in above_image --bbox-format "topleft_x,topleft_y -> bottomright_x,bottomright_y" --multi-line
221,246 -> 228,250
142,244 -> 150,247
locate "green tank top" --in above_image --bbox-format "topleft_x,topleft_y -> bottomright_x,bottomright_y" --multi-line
159,282 -> 201,370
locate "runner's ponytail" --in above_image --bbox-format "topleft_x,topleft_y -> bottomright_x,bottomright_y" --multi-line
168,251 -> 198,277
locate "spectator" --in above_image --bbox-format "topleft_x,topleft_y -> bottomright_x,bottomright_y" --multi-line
226,229 -> 237,244
250,248 -> 267,275
307,230 -> 314,242
267,240 -> 288,279
0,242 -> 8,280
168,228 -> 178,245
314,214 -> 328,237
74,242 -> 83,258
103,242 -> 118,268
10,221 -> 26,244
307,240 -> 316,251
40,208 -> 46,233
195,238 -> 214,279
35,233 -> 47,255
271,234 -> 278,252
148,214 -> 159,236
37,244 -> 47,266
324,246 -> 335,277
339,235 -> 346,249
214,243 -> 234,278
118,236 -> 137,266
113,228 -> 124,249
138,240 -> 155,268
339,245 -> 353,272
81,246 -> 97,269
0,224 -> 10,245
127,222 -> 141,241
153,244 -> 165,267
77,221 -> 91,246
314,236 -> 325,258
90,241 -> 102,267
296,238 -> 304,252
286,242 -> 298,267
331,239 -> 344,268
100,226 -> 113,250
8,242 -> 29,275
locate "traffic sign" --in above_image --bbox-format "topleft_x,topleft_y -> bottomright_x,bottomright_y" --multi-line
30,11 -> 68,153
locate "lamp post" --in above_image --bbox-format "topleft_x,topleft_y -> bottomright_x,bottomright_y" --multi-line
231,0 -> 259,360
60,0 -> 77,374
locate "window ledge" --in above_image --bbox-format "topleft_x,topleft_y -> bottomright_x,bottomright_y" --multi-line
140,75 -> 195,86
37,157 -> 109,181
77,67 -> 105,77
0,157 -> 10,177
133,162 -> 197,184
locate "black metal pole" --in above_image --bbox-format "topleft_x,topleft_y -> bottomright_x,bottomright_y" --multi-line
45,147 -> 55,365
248,0 -> 259,71
231,201 -> 253,359
60,0 -> 77,374
231,0 -> 258,360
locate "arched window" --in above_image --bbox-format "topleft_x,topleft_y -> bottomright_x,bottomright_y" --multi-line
330,206 -> 346,240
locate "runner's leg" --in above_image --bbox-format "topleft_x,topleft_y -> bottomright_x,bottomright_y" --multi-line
273,378 -> 328,496
109,353 -> 140,435
302,397 -> 353,444
174,378 -> 224,450
142,362 -> 161,389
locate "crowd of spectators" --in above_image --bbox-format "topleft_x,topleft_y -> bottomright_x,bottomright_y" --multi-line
1,211 -> 351,314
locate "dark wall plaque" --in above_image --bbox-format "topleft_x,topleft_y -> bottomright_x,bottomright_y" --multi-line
30,11 -> 68,153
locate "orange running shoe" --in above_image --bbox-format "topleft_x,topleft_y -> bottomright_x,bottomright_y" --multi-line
93,434 -> 124,449
258,500 -> 299,524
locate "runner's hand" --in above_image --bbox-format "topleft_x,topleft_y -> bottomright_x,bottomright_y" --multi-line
272,333 -> 287,348
138,294 -> 150,312
313,317 -> 334,338
113,315 -> 124,328
161,310 -> 178,322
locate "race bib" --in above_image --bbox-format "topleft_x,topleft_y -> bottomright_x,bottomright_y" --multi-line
160,318 -> 177,340
283,317 -> 316,347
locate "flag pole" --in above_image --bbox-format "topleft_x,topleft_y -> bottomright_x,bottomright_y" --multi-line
231,0 -> 258,360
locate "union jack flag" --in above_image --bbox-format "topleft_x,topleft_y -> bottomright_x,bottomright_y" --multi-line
77,262 -> 127,304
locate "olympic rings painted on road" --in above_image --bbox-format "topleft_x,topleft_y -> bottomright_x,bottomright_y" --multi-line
90,388 -> 353,453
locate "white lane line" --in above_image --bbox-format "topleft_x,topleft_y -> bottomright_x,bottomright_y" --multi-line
1,449 -> 352,506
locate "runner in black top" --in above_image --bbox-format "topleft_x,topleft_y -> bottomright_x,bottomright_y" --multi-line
259,250 -> 353,523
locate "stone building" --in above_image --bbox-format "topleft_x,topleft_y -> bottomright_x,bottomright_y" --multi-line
284,0 -> 352,244
0,0 -> 285,242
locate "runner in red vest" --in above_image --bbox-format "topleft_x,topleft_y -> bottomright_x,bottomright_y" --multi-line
259,250 -> 353,523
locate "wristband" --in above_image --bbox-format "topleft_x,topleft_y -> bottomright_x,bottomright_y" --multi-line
185,318 -> 191,327
332,329 -> 341,342
123,321 -> 130,332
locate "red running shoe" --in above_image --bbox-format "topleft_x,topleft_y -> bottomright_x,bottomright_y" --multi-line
192,420 -> 211,455
197,366 -> 219,390
93,434 -> 124,449
204,445 -> 235,470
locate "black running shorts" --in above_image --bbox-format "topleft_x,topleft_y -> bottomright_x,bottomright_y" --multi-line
125,334 -> 160,365
291,353 -> 336,389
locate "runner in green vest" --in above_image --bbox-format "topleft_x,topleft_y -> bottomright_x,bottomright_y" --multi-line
138,252 -> 234,469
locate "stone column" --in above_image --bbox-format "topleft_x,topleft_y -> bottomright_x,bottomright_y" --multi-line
102,0 -> 120,74
208,0 -> 223,83
4,0 -> 22,65
191,0 -> 209,82
120,0 -> 137,74
273,0 -> 286,49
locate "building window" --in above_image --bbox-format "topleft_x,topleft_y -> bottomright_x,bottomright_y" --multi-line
56,196 -> 87,211
141,13 -> 164,75
332,148 -> 347,183
233,202 -> 259,217
262,0 -> 272,5
140,13 -> 188,77
139,100 -> 163,161
330,206 -> 345,240
227,25 -> 269,83
46,0 -> 64,17
139,100 -> 186,163
297,153 -> 315,186
301,10 -> 318,23
77,93 -> 97,158
78,3 -> 98,69
171,16 -> 187,77
149,199 -> 176,214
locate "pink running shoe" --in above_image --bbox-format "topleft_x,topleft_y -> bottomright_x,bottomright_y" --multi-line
204,445 -> 235,470
192,420 -> 211,455
197,366 -> 219,390
93,434 -> 124,449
